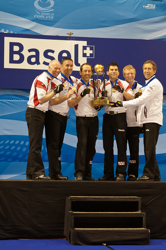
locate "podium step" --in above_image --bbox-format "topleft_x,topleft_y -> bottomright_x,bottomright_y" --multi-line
64,196 -> 150,245
70,211 -> 146,228
66,196 -> 141,212
70,228 -> 150,245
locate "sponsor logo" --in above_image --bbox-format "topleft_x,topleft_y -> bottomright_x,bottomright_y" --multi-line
146,129 -> 150,132
118,161 -> 125,166
4,37 -> 95,71
129,160 -> 136,164
118,129 -> 125,132
143,4 -> 155,9
34,0 -> 54,20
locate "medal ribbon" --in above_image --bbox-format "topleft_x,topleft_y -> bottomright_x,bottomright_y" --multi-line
110,78 -> 118,88
81,79 -> 90,87
61,72 -> 73,86
142,75 -> 156,88
46,71 -> 64,83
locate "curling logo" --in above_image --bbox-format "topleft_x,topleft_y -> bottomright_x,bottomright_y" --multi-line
34,0 -> 54,20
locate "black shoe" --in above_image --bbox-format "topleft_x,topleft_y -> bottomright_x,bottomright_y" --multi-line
137,175 -> 153,181
154,176 -> 161,181
82,175 -> 95,181
74,172 -> 83,180
33,174 -> 51,180
53,173 -> 68,180
75,175 -> 82,180
116,174 -> 125,181
26,174 -> 32,180
127,175 -> 137,181
98,175 -> 114,181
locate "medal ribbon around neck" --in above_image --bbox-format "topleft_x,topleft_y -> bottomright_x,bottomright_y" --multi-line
142,75 -> 156,88
111,78 -> 119,92
81,79 -> 90,87
61,72 -> 74,86
46,71 -> 65,84
131,81 -> 138,90
110,78 -> 118,88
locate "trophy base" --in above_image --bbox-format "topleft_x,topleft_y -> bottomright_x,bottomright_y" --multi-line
91,97 -> 109,107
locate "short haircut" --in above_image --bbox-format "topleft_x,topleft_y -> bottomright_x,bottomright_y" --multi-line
61,57 -> 73,65
123,65 -> 136,76
143,60 -> 157,71
80,63 -> 93,72
107,62 -> 119,72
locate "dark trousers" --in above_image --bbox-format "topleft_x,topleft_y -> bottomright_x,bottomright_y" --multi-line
74,116 -> 99,177
127,126 -> 140,178
103,113 -> 127,178
45,110 -> 67,178
25,107 -> 46,178
143,123 -> 161,179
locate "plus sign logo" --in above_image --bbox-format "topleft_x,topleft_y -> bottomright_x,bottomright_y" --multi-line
83,45 -> 95,58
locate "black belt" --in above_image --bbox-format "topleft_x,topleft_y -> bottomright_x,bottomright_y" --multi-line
106,111 -> 125,115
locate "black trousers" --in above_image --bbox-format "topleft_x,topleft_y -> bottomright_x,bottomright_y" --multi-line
127,126 -> 140,178
74,116 -> 99,177
103,113 -> 127,178
25,107 -> 46,178
45,110 -> 67,178
143,123 -> 161,179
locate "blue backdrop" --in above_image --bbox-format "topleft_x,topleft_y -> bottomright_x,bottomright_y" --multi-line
0,0 -> 166,40
0,90 -> 166,180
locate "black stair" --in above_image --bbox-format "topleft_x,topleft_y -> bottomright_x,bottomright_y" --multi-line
64,196 -> 150,245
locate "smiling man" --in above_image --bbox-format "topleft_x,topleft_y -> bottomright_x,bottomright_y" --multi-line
123,60 -> 163,181
123,65 -> 142,181
26,60 -> 64,180
98,62 -> 134,182
68,63 -> 98,180
45,57 -> 78,180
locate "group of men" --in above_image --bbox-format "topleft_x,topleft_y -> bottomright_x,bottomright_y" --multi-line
25,57 -> 163,182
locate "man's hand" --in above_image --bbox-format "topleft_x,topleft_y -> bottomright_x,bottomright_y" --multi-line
54,84 -> 64,94
135,89 -> 142,98
113,85 -> 124,93
102,90 -> 108,97
67,88 -> 75,99
80,88 -> 90,98
93,105 -> 103,111
109,101 -> 123,107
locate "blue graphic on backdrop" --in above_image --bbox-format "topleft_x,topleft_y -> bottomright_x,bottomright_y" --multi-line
0,90 -> 166,179
0,90 -> 166,162
0,0 -> 166,39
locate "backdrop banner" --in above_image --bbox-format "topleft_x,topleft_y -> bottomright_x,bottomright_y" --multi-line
0,0 -> 166,40
0,33 -> 166,93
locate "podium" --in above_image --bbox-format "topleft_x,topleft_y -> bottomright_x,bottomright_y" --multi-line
64,196 -> 150,245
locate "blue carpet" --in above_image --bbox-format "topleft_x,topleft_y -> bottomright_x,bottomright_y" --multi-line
0,239 -> 166,250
